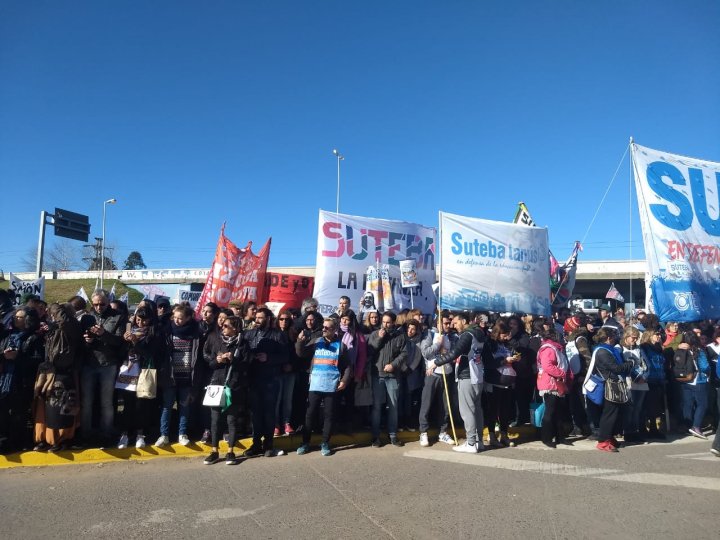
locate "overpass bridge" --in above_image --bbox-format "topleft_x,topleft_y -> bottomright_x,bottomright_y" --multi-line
8,260 -> 648,306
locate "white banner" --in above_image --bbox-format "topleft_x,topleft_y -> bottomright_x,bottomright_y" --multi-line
9,273 -> 45,306
632,142 -> 720,321
313,210 -> 437,316
439,212 -> 551,316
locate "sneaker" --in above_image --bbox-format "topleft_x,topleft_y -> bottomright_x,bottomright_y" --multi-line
596,440 -> 618,453
476,441 -> 485,451
568,426 -> 583,437
203,451 -> 220,465
498,433 -> 511,447
542,441 -> 557,449
264,449 -> 277,458
390,437 -> 404,447
225,452 -> 238,465
117,433 -> 129,449
419,432 -> 430,447
242,446 -> 263,458
371,438 -> 382,448
178,434 -> 191,446
135,436 -> 146,449
452,441 -> 479,454
488,436 -> 503,448
296,444 -> 310,455
320,443 -> 332,456
273,426 -> 281,437
689,427 -> 708,440
200,429 -> 211,444
154,435 -> 170,447
438,432 -> 455,445
710,448 -> 720,457
284,423 -> 294,436
33,442 -> 49,452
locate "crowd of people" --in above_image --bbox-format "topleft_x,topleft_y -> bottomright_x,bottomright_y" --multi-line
1,288 -> 719,464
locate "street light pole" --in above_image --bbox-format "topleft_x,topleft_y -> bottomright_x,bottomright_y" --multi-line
100,198 -> 117,290
332,149 -> 344,215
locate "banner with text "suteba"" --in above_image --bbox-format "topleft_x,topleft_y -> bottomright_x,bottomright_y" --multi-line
632,142 -> 720,321
439,212 -> 551,316
313,210 -> 437,316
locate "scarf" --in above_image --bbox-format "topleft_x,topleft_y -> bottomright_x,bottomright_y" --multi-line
171,320 -> 197,340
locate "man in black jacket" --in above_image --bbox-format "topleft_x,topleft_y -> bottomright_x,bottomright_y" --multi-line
243,307 -> 288,457
367,312 -> 407,447
81,289 -> 126,446
430,311 -> 486,453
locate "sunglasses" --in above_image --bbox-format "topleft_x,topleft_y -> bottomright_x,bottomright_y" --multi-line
322,326 -> 334,330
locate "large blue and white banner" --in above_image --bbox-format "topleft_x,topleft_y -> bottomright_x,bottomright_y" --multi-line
439,212 -> 551,316
632,142 -> 720,321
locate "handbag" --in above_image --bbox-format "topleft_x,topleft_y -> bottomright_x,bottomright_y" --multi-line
529,388 -> 544,428
136,358 -> 157,399
583,350 -> 605,406
354,377 -> 373,406
604,377 -> 630,403
115,358 -> 141,391
497,364 -> 517,387
203,364 -> 233,411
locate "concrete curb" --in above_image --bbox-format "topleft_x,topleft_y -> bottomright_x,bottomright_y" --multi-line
0,425 -> 538,469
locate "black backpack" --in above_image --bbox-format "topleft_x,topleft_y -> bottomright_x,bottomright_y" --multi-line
672,349 -> 697,381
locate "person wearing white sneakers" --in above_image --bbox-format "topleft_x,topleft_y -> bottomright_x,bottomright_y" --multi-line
418,311 -> 456,447
156,304 -> 202,448
430,311 -> 486,454
117,306 -> 165,450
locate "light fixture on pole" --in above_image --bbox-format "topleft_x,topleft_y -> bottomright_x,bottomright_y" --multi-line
332,149 -> 344,215
100,198 -> 117,290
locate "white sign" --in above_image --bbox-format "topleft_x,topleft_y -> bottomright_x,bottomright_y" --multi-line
632,142 -> 720,321
174,286 -> 202,309
439,212 -> 551,316
313,210 -> 437,316
9,273 -> 45,306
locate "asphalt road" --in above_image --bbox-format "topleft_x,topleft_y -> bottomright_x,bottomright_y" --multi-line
1,434 -> 718,539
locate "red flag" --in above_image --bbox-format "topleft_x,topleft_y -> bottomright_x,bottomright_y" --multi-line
194,225 -> 247,317
231,238 -> 272,304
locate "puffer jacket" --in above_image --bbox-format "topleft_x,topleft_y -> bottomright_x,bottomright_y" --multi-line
536,339 -> 570,396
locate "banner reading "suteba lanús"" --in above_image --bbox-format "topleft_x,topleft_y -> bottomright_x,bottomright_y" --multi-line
313,210 -> 437,316
439,212 -> 551,316
632,142 -> 720,321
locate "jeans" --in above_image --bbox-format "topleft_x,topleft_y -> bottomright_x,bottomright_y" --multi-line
624,389 -> 648,434
681,383 -> 708,429
418,375 -> 452,433
457,379 -> 483,445
302,391 -> 337,445
250,377 -> 280,449
160,385 -> 193,437
210,398 -> 240,449
541,393 -> 566,444
275,371 -> 296,426
81,364 -> 117,439
371,376 -> 399,439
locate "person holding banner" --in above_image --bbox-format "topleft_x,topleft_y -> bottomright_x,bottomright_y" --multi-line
418,312 -> 456,447
367,312 -> 408,448
431,312 -> 486,454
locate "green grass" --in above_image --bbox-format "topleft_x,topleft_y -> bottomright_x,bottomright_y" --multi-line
0,278 -> 144,306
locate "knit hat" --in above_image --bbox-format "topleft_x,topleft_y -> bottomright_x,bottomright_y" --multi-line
563,316 -> 581,333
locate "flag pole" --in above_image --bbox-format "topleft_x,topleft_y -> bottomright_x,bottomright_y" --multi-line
437,212 -> 459,445
629,136 -> 634,313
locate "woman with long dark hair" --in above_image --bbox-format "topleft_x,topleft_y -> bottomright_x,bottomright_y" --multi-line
592,327 -> 634,452
536,325 -> 571,448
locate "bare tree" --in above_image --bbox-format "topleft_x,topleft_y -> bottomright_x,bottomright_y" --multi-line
18,240 -> 83,272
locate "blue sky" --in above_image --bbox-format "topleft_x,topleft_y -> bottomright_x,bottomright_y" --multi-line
1,1 -> 719,271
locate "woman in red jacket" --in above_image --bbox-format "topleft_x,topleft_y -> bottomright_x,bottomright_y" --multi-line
536,327 -> 572,448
